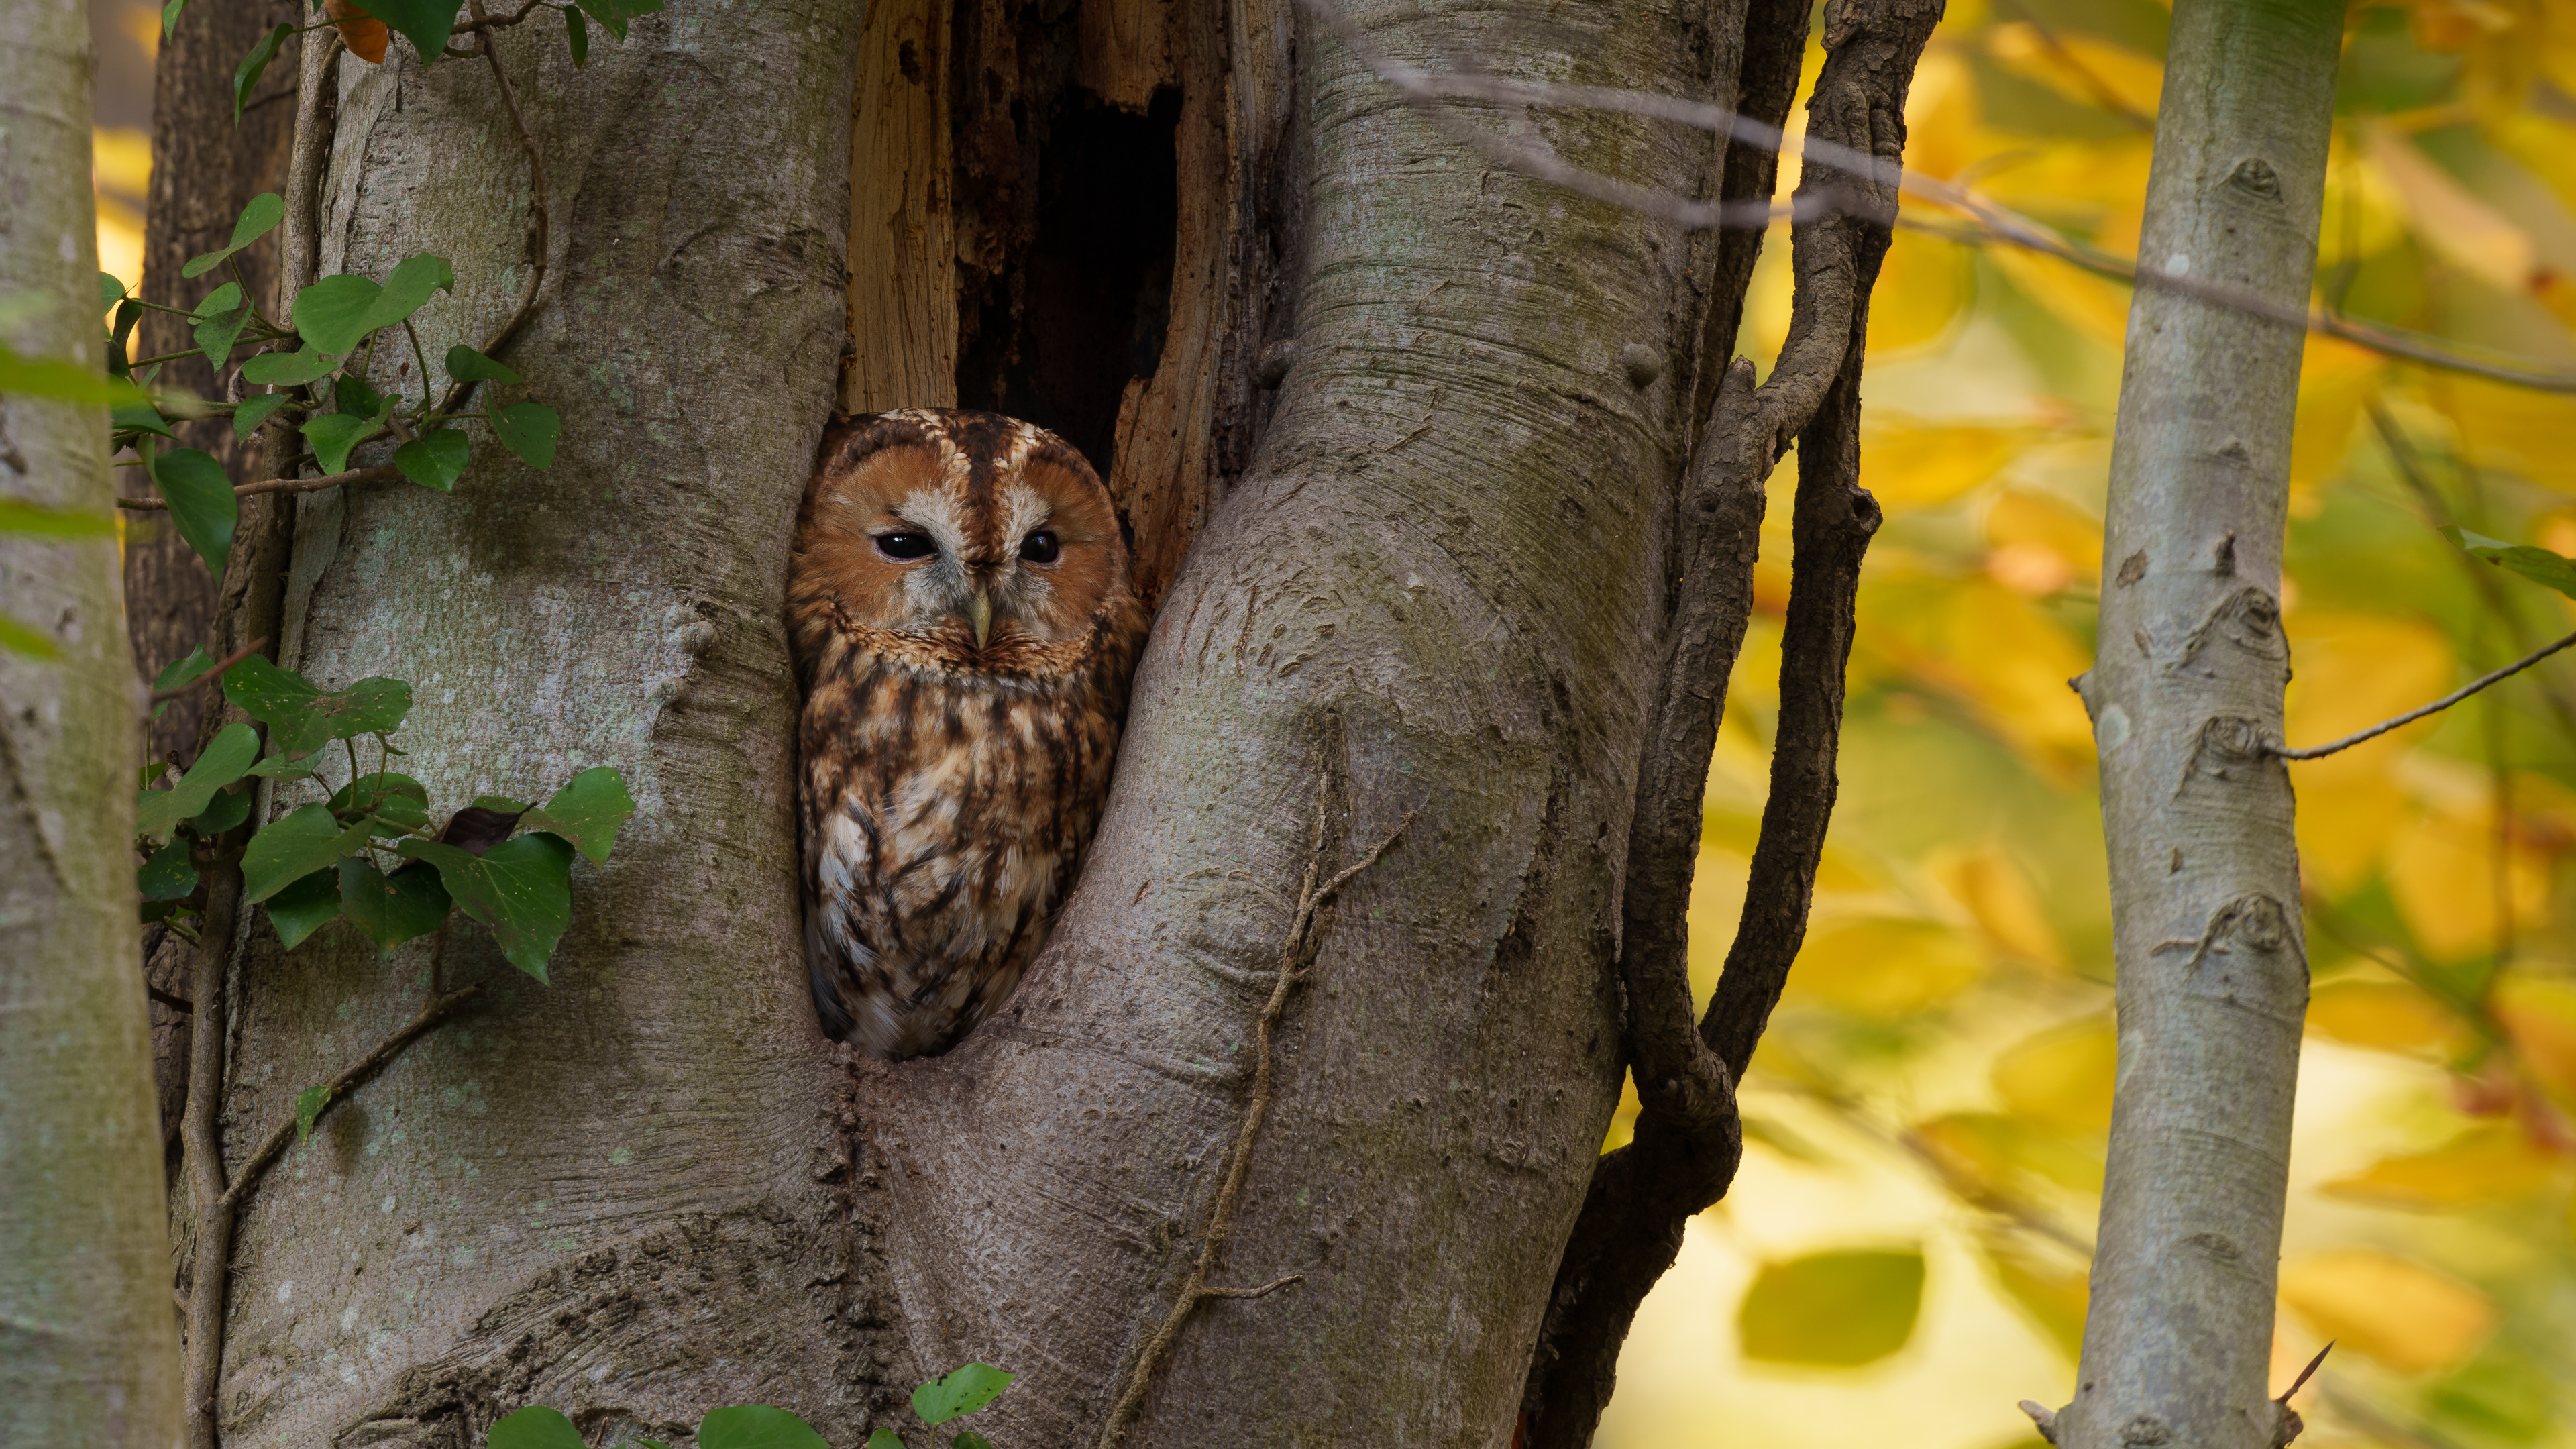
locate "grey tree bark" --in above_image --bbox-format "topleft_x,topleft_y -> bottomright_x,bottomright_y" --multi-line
172,0 -> 1895,1442
0,0 -> 186,1440
2059,4 -> 2344,1448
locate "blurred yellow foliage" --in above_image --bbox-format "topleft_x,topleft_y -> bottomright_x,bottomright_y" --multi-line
2491,973 -> 2576,1101
2277,1249 -> 2497,1374
1785,918 -> 1986,1018
2322,1122 -> 2563,1208
2307,976 -> 2477,1057
1931,843 -> 2066,968
1991,1017 -> 2116,1134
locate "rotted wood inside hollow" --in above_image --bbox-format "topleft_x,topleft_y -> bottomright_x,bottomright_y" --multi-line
840,0 -> 1226,608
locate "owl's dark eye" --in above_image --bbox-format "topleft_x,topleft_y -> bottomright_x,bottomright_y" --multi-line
874,532 -> 936,561
1020,530 -> 1061,565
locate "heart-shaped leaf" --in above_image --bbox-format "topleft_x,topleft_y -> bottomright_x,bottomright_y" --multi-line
268,867 -> 344,949
2446,527 -> 2576,601
135,723 -> 260,843
191,281 -> 254,371
573,0 -> 661,42
303,398 -> 392,474
444,344 -> 521,386
183,193 -> 283,278
222,655 -> 414,754
149,447 -> 239,579
293,274 -> 385,360
191,783 -> 251,836
358,0 -> 463,64
696,1406 -> 830,1449
113,394 -> 174,440
294,1083 -> 332,1140
232,391 -> 294,439
491,402 -> 559,470
522,767 -> 635,863
241,346 -> 333,386
395,427 -> 470,492
138,837 -> 200,901
339,857 -> 451,954
397,832 -> 575,981
242,802 -> 376,903
231,25 -> 292,124
912,1364 -> 1014,1427
361,254 -> 455,333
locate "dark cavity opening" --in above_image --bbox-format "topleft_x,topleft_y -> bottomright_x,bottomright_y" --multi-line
957,87 -> 1181,482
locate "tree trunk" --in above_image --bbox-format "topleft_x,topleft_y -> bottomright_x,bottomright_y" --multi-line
2061,3 -> 2343,1448
184,0 -> 1868,1440
0,0 -> 186,1438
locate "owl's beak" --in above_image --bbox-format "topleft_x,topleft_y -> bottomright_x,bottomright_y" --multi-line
967,589 -> 994,649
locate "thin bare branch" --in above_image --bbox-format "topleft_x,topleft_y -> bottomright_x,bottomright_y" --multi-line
149,637 -> 268,700
2267,629 -> 2576,760
117,466 -> 401,511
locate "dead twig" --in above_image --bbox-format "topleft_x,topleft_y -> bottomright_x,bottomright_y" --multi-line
1093,771 -> 1412,1449
148,637 -> 267,701
2264,628 -> 2576,759
118,466 -> 401,511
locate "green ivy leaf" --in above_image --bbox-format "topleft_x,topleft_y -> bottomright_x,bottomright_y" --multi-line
1736,1248 -> 1925,1368
522,768 -> 635,864
335,372 -> 386,419
294,274 -> 386,360
486,1407 -> 589,1449
223,655 -> 414,754
696,1407 -> 830,1449
339,857 -> 451,954
397,833 -> 574,981
2445,527 -> 2576,602
246,752 -> 320,780
912,1365 -> 1014,1427
563,3 -> 588,63
294,1083 -> 331,1141
138,837 -> 200,902
233,391 -> 294,439
861,1434 -> 903,1449
162,0 -> 187,36
573,0 -> 661,41
362,0 -> 464,62
190,783 -> 252,836
232,25 -> 292,125
331,771 -> 430,820
395,427 -> 470,492
242,802 -> 376,904
443,344 -> 521,386
362,254 -> 455,333
952,1433 -> 993,1449
113,394 -> 175,439
154,646 -> 217,693
135,723 -> 260,843
101,272 -> 127,311
182,193 -> 283,277
106,301 -> 142,379
491,402 -> 560,470
149,447 -> 238,579
303,397 -> 392,474
191,281 -> 254,372
268,867 -> 343,949
241,346 -> 333,386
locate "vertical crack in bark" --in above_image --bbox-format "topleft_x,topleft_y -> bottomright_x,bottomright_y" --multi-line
1512,3 -> 1937,1444
1093,764 -> 1413,1449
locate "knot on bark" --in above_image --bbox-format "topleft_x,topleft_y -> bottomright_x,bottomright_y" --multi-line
2173,586 -> 2288,673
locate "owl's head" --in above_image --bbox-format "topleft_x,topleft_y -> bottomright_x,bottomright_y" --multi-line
795,409 -> 1133,667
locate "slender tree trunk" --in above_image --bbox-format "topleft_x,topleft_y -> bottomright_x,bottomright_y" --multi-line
0,0 -> 186,1439
2061,4 -> 2343,1448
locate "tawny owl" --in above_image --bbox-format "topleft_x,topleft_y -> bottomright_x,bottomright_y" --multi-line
789,409 -> 1148,1059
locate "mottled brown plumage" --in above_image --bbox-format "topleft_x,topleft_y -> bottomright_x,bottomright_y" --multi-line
790,409 -> 1146,1059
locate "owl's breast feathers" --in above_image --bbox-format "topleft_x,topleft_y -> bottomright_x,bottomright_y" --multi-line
794,590 -> 1146,1059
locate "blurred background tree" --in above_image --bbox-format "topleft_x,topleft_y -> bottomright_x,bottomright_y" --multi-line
80,0 -> 2576,1446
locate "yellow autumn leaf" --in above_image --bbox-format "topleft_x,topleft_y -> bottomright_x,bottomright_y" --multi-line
1868,231 -> 1972,358
1993,1016 -> 2116,1134
1860,415 -> 2043,508
1785,918 -> 1985,1018
2322,1122 -> 2563,1208
1986,488 -> 2103,592
2296,767 -> 2410,896
1601,1069 -> 1642,1155
2365,121 -> 2538,292
1898,47 -> 1980,188
1989,244 -> 2135,345
2287,336 -> 2384,511
2277,1249 -> 2497,1374
1984,23 -> 2165,122
1982,1237 -> 2088,1362
2432,373 -> 2576,494
1931,843 -> 2067,969
2387,807 -> 2553,963
2308,977 -> 2476,1058
1938,582 -> 2096,769
2491,973 -> 2576,1103
1911,1110 -> 2104,1197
